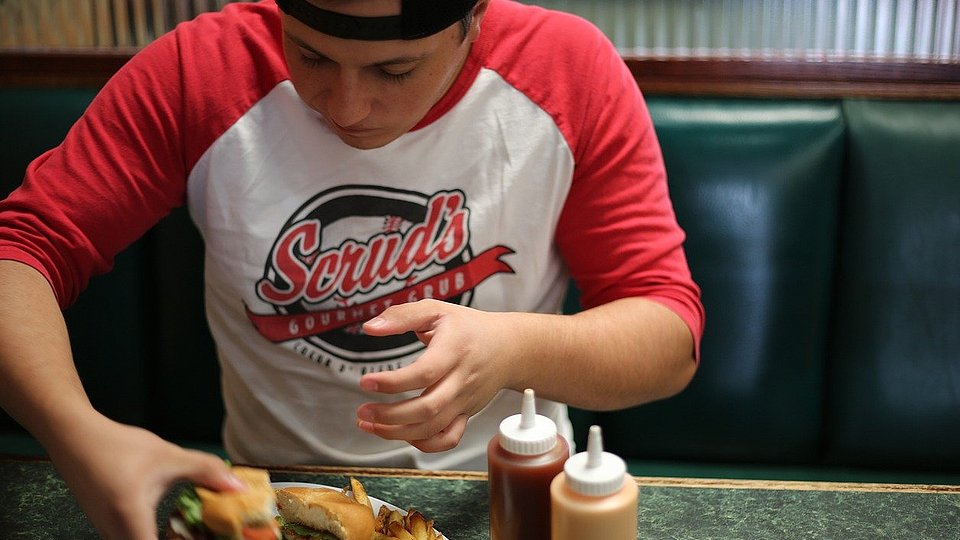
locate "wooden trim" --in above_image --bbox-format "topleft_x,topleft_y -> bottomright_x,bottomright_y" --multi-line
6,457 -> 958,493
0,47 -> 136,88
263,463 -> 488,481
632,476 -> 960,494
1,48 -> 958,100
250,463 -> 960,493
627,58 -> 960,100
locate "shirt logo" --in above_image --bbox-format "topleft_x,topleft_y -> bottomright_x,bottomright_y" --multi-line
245,185 -> 514,363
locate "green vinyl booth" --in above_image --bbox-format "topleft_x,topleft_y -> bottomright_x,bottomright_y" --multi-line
2,88 -> 959,484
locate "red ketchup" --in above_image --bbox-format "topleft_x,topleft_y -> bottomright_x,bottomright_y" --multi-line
488,388 -> 570,540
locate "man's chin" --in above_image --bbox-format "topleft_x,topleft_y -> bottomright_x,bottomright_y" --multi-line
336,132 -> 399,150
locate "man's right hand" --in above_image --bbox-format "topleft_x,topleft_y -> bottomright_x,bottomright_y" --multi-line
0,261 -> 244,539
47,413 -> 243,540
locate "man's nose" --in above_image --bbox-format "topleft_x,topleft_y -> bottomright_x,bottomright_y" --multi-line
323,71 -> 371,127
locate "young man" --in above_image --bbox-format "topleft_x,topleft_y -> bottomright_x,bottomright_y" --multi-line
0,0 -> 703,537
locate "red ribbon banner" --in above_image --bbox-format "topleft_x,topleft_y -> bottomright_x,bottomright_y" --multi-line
246,246 -> 515,342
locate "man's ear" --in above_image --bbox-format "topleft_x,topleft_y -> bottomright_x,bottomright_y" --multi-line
468,0 -> 491,42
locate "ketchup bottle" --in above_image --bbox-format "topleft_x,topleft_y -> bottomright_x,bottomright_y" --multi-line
488,388 -> 569,540
550,425 -> 638,540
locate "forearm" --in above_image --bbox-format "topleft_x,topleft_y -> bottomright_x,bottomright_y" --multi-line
357,296 -> 697,450
0,263 -> 244,538
505,296 -> 696,411
0,260 -> 100,449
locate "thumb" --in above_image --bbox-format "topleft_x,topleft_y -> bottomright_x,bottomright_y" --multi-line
363,299 -> 445,336
176,450 -> 246,492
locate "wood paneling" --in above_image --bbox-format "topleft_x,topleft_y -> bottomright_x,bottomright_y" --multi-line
628,58 -> 960,100
1,48 -> 958,100
0,48 -> 135,88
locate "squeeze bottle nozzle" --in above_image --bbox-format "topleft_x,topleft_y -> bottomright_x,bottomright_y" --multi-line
497,388 -> 558,455
563,425 -> 627,496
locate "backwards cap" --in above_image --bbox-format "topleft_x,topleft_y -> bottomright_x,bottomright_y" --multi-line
276,0 -> 479,41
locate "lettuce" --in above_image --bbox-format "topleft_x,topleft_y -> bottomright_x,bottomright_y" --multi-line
275,515 -> 340,539
175,487 -> 204,528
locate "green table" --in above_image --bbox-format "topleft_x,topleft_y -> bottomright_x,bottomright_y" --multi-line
1,458 -> 958,539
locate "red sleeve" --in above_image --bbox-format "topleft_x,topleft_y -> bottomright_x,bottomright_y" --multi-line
485,2 -> 704,355
0,2 -> 285,308
0,39 -> 188,307
556,41 -> 704,354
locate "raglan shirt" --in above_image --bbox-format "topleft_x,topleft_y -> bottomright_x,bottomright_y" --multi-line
0,0 -> 703,469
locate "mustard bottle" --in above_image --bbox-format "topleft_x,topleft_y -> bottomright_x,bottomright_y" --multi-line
550,425 -> 638,540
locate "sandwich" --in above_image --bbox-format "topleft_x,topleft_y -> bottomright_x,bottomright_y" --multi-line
166,466 -> 281,540
275,485 -> 377,540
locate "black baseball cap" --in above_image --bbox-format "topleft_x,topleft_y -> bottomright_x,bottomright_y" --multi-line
276,0 -> 479,40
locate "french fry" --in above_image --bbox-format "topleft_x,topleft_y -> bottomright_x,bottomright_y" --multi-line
350,477 -> 373,514
388,521 -> 418,540
375,505 -> 392,531
349,477 -> 442,540
405,510 -> 430,540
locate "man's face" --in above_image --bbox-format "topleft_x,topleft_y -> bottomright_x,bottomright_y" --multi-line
280,0 -> 479,150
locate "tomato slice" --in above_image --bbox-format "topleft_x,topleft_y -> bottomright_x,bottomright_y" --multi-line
242,524 -> 280,540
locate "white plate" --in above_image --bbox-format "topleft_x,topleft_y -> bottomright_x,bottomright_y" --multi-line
271,482 -> 446,539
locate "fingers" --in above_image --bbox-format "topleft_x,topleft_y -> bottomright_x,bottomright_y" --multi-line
358,300 -> 507,452
362,299 -> 448,337
411,414 -> 469,453
360,301 -> 454,394
362,414 -> 467,454
174,448 -> 245,492
357,379 -> 457,435
102,450 -> 240,540
358,373 -> 491,445
360,336 -> 456,394
70,437 -> 208,540
52,419 -> 243,540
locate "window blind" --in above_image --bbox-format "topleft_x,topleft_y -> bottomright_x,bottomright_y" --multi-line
529,0 -> 959,61
1,0 -> 957,62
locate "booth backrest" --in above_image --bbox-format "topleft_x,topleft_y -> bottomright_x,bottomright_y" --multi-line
825,100 -> 960,469
0,88 -> 147,436
0,88 -> 222,448
572,97 -> 960,477
584,98 -> 845,465
2,88 -> 959,479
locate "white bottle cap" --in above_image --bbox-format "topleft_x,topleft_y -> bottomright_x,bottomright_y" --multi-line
564,425 -> 627,496
498,388 -> 558,455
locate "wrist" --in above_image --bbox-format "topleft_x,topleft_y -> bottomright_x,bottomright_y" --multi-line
497,311 -> 573,394
32,404 -> 108,459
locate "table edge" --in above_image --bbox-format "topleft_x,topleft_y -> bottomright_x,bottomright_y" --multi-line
247,462 -> 960,494
632,476 -> 960,494
6,457 -> 955,494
